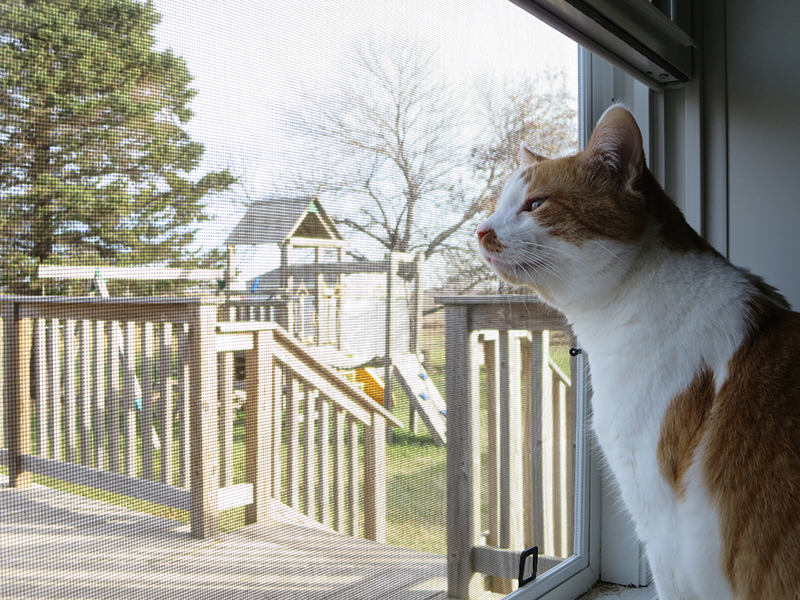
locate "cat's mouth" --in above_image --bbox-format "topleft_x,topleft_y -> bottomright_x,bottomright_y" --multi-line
483,253 -> 547,279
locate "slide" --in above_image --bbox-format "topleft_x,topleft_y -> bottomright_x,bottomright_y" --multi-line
393,354 -> 447,446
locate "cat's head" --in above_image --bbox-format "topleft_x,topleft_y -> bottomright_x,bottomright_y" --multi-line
478,106 -> 660,308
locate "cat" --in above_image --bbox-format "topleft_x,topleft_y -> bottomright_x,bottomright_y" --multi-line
477,105 -> 800,600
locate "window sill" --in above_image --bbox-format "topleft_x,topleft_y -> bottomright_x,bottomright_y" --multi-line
575,583 -> 655,600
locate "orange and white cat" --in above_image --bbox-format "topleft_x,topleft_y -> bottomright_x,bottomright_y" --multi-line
478,106 -> 800,600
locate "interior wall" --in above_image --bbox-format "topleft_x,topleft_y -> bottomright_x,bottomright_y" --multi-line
724,0 -> 800,307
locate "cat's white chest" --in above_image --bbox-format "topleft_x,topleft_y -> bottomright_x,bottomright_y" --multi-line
587,338 -> 680,523
564,252 -> 748,600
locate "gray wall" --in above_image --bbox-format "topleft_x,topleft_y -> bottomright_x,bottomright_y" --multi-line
724,0 -> 800,308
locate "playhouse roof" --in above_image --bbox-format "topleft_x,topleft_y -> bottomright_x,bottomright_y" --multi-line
225,197 -> 344,246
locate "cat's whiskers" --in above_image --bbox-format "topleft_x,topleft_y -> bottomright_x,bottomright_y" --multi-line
518,240 -> 632,292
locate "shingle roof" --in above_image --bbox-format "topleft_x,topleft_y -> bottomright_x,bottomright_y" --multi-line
225,197 -> 342,246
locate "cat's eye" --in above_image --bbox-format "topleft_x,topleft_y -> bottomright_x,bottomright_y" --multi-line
523,197 -> 547,212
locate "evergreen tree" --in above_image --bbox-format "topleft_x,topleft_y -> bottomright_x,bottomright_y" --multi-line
0,0 -> 235,293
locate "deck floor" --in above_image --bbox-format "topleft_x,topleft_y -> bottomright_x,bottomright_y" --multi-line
0,476 -> 448,600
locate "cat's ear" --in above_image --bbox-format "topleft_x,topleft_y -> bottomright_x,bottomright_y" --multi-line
583,106 -> 645,190
519,144 -> 549,167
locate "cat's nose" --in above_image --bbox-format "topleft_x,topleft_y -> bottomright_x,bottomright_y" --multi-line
477,227 -> 490,241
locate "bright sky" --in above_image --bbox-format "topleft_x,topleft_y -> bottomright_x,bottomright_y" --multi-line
149,0 -> 578,277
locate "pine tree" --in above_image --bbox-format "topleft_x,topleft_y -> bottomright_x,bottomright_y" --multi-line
0,0 -> 235,293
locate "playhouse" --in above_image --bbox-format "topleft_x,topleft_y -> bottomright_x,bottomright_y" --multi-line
223,196 -> 446,444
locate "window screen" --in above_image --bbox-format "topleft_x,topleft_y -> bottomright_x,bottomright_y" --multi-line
0,0 -> 584,598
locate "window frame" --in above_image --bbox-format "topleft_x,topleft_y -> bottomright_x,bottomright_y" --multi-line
508,0 -> 693,89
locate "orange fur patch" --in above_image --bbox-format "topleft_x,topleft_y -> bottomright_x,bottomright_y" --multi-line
702,301 -> 800,599
657,367 -> 715,500
519,156 -> 647,245
520,155 -> 722,256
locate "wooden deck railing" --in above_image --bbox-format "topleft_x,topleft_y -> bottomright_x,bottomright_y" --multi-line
437,295 -> 579,599
0,296 -> 398,542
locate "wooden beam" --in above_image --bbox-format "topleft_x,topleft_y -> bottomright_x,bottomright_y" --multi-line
11,299 -> 208,325
445,305 -> 483,599
22,454 -> 190,510
271,327 -> 401,427
434,295 -> 569,333
285,236 -> 348,248
37,265 -> 223,281
286,261 -> 388,276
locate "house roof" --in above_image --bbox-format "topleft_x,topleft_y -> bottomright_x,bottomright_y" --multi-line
225,197 -> 344,246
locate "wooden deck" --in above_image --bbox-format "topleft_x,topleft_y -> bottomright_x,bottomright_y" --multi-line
0,475 -> 448,600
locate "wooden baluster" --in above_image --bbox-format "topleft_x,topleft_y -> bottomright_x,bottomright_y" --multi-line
108,322 -> 123,474
123,321 -> 137,476
79,320 -> 92,466
34,318 -> 47,457
0,314 -> 4,450
538,331 -> 554,558
347,416 -> 359,537
177,325 -> 191,489
520,336 -> 533,554
480,334 -> 500,555
364,412 -> 386,543
332,407 -> 346,533
271,359 -> 283,499
551,368 -> 563,558
5,305 -> 32,488
159,323 -> 174,485
218,350 -> 234,488
245,329 -> 275,525
95,322 -> 108,470
64,320 -> 78,463
496,330 -> 524,594
47,318 -> 61,460
302,387 -> 316,519
316,397 -> 331,527
286,375 -> 301,509
566,341 -> 578,557
141,322 -> 155,480
523,332 -> 546,563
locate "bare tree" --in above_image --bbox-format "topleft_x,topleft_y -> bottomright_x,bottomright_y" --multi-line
304,39 -> 499,261
301,40 -> 577,294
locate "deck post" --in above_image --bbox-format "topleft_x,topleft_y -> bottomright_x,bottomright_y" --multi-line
445,303 -> 482,599
4,303 -> 32,488
189,301 -> 220,539
364,411 -> 387,543
245,329 -> 275,525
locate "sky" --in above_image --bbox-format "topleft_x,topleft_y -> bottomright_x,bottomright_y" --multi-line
148,0 -> 579,281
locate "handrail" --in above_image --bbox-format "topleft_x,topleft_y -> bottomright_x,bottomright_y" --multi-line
216,322 -> 401,428
549,357 -> 571,387
215,321 -> 397,542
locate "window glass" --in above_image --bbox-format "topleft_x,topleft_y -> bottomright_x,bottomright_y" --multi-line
1,0 -> 583,597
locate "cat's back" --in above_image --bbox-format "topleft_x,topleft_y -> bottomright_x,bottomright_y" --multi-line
698,300 -> 800,599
